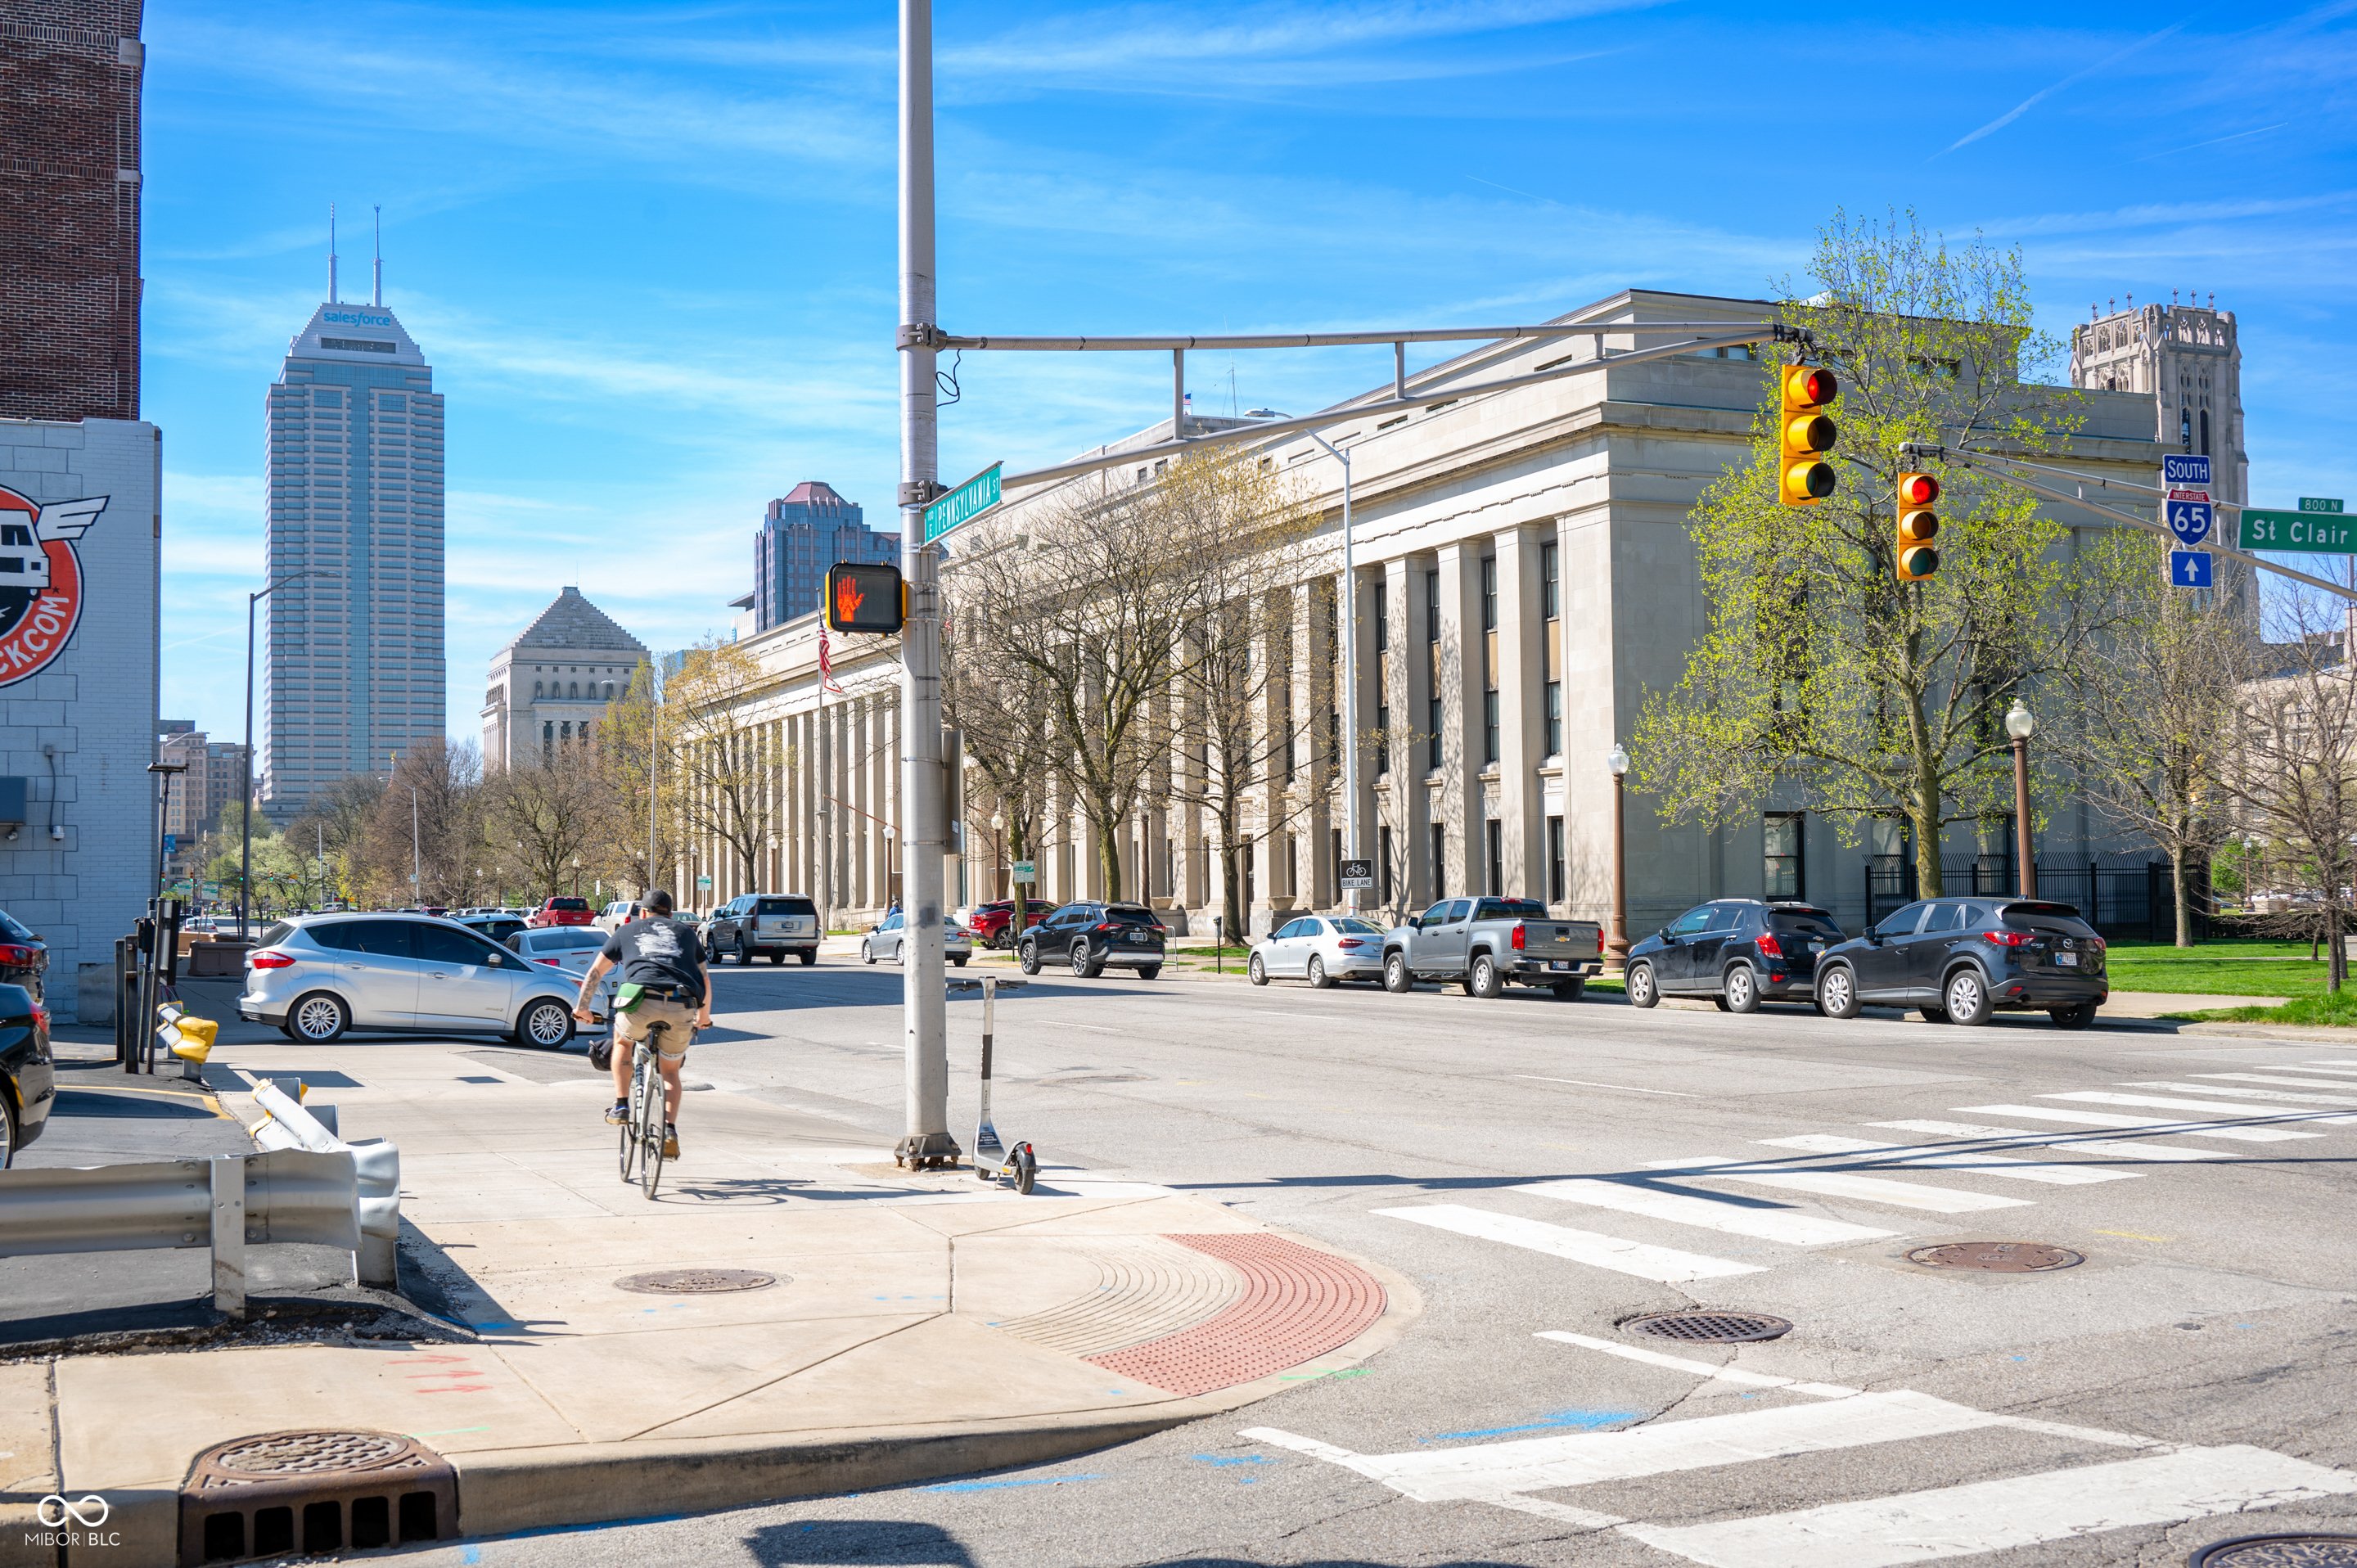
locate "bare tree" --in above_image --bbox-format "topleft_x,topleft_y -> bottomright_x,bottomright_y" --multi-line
594,659 -> 683,899
944,626 -> 1055,899
1360,716 -> 1438,922
2063,545 -> 2248,944
2219,594 -> 2357,992
357,738 -> 488,908
285,773 -> 385,903
667,638 -> 787,887
482,739 -> 615,904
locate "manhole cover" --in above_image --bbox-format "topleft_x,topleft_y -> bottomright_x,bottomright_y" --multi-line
206,1431 -> 418,1476
2191,1535 -> 2357,1566
1906,1241 -> 2084,1273
615,1268 -> 781,1295
1623,1311 -> 1791,1344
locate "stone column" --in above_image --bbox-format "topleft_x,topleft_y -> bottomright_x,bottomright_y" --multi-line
1435,540 -> 1481,903
1494,524 -> 1544,901
1384,554 -> 1424,907
1296,579 -> 1333,911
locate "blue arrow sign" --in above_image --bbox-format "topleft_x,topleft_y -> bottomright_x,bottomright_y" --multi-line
2170,550 -> 2213,588
2167,499 -> 2213,546
2164,454 -> 2212,487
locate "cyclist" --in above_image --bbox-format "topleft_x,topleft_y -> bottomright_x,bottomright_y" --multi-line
575,887 -> 710,1159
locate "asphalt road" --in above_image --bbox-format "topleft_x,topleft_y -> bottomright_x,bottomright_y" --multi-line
383,957 -> 2357,1566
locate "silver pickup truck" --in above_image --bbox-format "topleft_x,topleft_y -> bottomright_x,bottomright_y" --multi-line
1382,896 -> 1604,998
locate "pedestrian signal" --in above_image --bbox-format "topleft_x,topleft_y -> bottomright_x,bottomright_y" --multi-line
1895,471 -> 1940,582
1778,365 -> 1839,506
825,562 -> 906,634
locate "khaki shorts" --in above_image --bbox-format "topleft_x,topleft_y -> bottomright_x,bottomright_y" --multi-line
616,994 -> 697,1058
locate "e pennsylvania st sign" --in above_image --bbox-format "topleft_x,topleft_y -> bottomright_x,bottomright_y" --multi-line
923,462 -> 1002,544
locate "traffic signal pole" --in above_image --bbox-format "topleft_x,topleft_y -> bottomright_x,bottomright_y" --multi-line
895,0 -> 956,1169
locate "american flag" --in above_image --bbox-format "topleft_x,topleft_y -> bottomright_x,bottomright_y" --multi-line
818,629 -> 843,694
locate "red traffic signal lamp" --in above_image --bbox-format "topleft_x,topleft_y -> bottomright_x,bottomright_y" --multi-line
825,561 -> 906,634
1778,364 -> 1839,506
1895,471 -> 1940,582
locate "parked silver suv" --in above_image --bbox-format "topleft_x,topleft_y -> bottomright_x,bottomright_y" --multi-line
701,893 -> 822,966
238,912 -> 583,1047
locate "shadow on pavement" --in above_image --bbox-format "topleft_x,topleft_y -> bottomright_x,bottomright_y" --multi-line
748,1519 -> 977,1566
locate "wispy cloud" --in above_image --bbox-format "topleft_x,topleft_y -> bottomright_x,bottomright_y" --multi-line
1940,17 -> 2193,155
2127,123 -> 2289,162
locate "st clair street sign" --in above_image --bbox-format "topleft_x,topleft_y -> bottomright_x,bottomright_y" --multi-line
2241,501 -> 2357,553
923,462 -> 1002,544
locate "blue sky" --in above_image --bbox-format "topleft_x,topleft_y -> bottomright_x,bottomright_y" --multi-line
146,0 -> 2357,743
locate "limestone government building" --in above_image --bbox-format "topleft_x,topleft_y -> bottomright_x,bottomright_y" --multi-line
668,286 -> 2243,938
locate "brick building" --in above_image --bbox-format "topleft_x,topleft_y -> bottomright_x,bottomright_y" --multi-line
1,0 -> 145,422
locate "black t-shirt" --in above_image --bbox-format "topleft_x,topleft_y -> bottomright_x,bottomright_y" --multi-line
600,917 -> 707,1003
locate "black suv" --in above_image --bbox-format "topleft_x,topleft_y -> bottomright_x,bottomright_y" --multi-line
1814,898 -> 2107,1028
1019,902 -> 1167,979
1625,899 -> 1846,1013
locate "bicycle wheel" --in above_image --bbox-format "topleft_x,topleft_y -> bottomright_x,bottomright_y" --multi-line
638,1057 -> 666,1200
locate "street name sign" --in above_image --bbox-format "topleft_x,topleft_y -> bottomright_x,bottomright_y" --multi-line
2301,497 -> 2346,513
923,462 -> 1002,544
2240,510 -> 2357,552
2164,454 -> 2212,487
2167,498 -> 2213,546
2170,550 -> 2214,588
1341,858 -> 1374,891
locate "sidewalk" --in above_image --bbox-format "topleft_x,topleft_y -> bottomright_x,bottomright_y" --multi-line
11,1021 -> 1417,1567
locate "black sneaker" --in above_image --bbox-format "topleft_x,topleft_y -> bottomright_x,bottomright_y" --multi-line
605,1099 -> 627,1125
663,1123 -> 680,1159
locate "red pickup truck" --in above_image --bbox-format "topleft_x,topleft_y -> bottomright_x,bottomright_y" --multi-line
527,896 -> 595,929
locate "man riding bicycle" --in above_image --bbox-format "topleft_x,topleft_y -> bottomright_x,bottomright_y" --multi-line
575,887 -> 711,1159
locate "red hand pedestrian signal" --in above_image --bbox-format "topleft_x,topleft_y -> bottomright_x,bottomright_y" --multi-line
825,562 -> 906,634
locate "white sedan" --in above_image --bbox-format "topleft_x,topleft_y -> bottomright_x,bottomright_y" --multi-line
1248,914 -> 1388,989
862,910 -> 973,968
504,926 -> 620,1021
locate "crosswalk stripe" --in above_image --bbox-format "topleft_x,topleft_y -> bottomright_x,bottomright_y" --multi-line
1755,1134 -> 2137,1184
2196,1070 -> 2357,1088
2305,1059 -> 2357,1069
2122,1079 -> 2357,1106
1533,1331 -> 1863,1398
2046,1089 -> 2357,1124
1869,1120 -> 2243,1161
1620,1444 -> 2357,1568
1961,1103 -> 2322,1142
1642,1160 -> 2034,1214
1373,1204 -> 1764,1282
1512,1178 -> 1900,1245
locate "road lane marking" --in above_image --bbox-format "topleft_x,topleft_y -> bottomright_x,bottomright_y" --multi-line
1374,1204 -> 1763,1282
1512,1075 -> 1699,1097
1513,1178 -> 1900,1245
1533,1331 -> 1861,1398
1042,1021 -> 1122,1033
2045,1089 -> 2357,1123
2195,1070 -> 2357,1088
2095,1228 -> 2174,1241
1755,1134 -> 2136,1185
1959,1104 -> 2321,1142
1621,1446 -> 2357,1568
1643,1160 -> 2034,1214
2123,1079 -> 2357,1106
1869,1120 -> 2243,1161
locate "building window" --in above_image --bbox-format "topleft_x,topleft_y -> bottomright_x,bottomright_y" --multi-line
1430,822 -> 1446,899
1764,813 -> 1804,900
1481,557 -> 1499,764
1373,579 -> 1391,776
1541,541 -> 1562,756
2200,407 -> 2211,457
1426,570 -> 1443,769
1547,815 -> 1565,904
1485,819 -> 1503,896
1331,827 -> 1343,905
1380,825 -> 1395,906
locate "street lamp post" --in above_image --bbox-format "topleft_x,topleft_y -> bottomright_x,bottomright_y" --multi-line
990,811 -> 1006,899
2005,699 -> 2037,899
1300,430 -> 1359,911
1607,745 -> 1631,973
571,855 -> 584,899
242,569 -> 332,930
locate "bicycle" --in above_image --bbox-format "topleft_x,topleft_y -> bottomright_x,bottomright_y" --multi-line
615,1022 -> 669,1199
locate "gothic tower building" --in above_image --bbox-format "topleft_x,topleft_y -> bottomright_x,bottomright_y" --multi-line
2069,291 -> 2247,507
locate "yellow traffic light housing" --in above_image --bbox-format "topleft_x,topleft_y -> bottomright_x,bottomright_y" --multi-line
825,561 -> 907,633
1778,364 -> 1839,506
1895,471 -> 1940,582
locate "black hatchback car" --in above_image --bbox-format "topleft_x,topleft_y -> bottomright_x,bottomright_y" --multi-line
0,907 -> 47,1003
1625,899 -> 1846,1013
1018,901 -> 1167,979
0,981 -> 53,1165
1814,897 -> 2107,1028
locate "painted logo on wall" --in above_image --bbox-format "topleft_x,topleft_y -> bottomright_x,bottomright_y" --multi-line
0,484 -> 106,688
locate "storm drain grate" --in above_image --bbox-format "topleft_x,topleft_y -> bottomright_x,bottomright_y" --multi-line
1622,1311 -> 1791,1344
179,1429 -> 456,1566
1906,1241 -> 2084,1273
615,1268 -> 781,1295
2190,1535 -> 2357,1566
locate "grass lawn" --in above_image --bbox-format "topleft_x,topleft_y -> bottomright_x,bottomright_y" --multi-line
2102,939 -> 2341,1000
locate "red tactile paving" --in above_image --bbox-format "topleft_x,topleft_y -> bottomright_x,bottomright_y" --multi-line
1084,1232 -> 1386,1397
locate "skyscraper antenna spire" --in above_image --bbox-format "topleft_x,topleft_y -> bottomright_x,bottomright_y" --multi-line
372,205 -> 383,307
329,202 -> 339,304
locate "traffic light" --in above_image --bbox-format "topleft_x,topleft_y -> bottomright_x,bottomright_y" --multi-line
825,561 -> 906,634
1895,471 -> 1940,582
1778,364 -> 1839,506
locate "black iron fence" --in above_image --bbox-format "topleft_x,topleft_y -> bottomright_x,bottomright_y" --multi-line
1864,858 -> 2206,941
